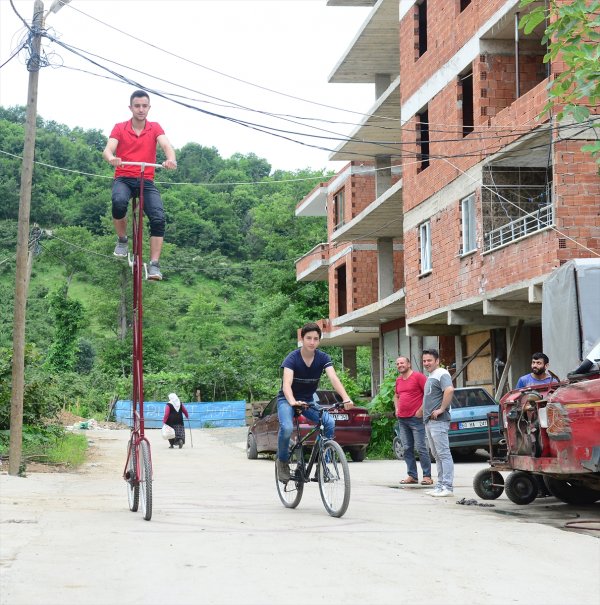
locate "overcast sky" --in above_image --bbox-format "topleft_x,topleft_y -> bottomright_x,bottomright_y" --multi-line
0,0 -> 374,173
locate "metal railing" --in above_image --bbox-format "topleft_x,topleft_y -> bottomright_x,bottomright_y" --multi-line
484,203 -> 553,252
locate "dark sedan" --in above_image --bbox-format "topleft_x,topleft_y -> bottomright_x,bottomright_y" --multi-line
247,390 -> 372,462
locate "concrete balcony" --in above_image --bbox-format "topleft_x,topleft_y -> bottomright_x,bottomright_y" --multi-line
313,318 -> 379,347
295,243 -> 330,282
295,182 -> 328,217
327,1 -> 375,7
330,76 -> 401,161
333,288 -> 406,328
329,0 -> 399,84
405,279 -> 545,337
331,177 -> 403,243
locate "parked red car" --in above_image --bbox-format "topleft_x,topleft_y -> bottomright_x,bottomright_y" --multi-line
246,390 -> 372,462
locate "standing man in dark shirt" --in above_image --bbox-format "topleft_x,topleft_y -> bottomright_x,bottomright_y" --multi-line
276,322 -> 354,482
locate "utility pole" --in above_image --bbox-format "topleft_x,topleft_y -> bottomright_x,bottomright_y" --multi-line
8,0 -> 44,476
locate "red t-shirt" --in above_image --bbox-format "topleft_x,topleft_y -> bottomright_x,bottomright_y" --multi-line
395,371 -> 427,418
109,120 -> 165,180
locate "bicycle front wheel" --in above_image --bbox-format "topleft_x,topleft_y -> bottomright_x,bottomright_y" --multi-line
126,440 -> 139,512
275,446 -> 304,509
139,440 -> 153,521
318,440 -> 351,518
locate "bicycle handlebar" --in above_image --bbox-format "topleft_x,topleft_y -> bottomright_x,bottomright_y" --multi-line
297,401 -> 347,412
120,161 -> 163,168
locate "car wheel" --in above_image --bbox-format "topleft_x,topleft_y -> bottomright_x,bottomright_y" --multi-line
473,469 -> 504,500
504,471 -> 538,505
246,433 -> 258,460
543,477 -> 600,505
393,437 -> 404,460
348,447 -> 366,462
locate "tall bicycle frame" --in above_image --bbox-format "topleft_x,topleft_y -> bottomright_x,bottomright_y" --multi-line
121,161 -> 161,521
275,403 -> 351,518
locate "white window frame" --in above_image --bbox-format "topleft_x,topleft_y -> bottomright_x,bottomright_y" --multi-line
461,193 -> 477,254
419,221 -> 432,274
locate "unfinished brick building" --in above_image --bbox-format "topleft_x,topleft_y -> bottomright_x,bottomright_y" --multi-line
295,0 -> 600,395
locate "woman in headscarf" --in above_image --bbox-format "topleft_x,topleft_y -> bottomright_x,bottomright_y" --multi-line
162,393 -> 189,448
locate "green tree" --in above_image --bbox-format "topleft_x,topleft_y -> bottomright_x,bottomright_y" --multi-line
520,0 -> 600,161
45,285 -> 87,373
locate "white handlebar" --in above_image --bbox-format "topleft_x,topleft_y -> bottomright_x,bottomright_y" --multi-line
120,161 -> 163,168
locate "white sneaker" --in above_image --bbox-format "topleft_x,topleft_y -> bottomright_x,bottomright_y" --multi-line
430,487 -> 454,497
425,486 -> 441,495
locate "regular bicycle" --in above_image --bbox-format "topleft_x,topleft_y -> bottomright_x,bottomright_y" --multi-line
275,402 -> 351,518
124,410 -> 153,521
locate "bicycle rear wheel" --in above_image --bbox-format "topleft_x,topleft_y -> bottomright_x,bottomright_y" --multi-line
275,446 -> 304,509
126,440 -> 139,512
139,440 -> 153,521
318,440 -> 351,518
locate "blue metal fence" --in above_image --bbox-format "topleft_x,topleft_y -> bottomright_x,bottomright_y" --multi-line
114,400 -> 246,428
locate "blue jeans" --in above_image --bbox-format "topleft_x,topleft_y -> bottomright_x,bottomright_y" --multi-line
425,420 -> 454,490
397,417 -> 431,480
112,177 -> 165,237
277,396 -> 335,462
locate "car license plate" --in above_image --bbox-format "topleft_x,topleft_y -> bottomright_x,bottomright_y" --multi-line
332,414 -> 349,421
458,420 -> 487,429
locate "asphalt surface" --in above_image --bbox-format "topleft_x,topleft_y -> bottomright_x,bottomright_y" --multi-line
1,427 -> 599,605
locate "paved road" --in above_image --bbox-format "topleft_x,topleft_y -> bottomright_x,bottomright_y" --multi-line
1,427 -> 599,605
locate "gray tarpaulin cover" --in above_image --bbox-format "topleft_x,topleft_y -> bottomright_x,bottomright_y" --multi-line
542,258 -> 600,379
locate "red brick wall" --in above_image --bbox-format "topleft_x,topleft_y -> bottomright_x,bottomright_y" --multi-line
328,250 -> 379,319
401,0 -> 511,102
326,163 -> 376,239
554,139 -> 600,262
404,139 -> 600,320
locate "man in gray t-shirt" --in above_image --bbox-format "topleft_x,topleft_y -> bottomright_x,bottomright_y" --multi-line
422,349 -> 454,497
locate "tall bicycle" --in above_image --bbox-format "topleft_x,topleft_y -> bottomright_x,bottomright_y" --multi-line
275,402 -> 351,518
121,161 -> 162,521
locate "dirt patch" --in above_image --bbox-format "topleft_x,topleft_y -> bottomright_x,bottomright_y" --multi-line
55,409 -> 86,426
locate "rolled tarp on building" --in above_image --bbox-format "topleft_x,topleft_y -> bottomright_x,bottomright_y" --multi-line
114,400 -> 247,428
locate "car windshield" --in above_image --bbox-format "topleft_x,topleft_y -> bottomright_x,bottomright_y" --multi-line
316,391 -> 343,405
452,388 -> 497,408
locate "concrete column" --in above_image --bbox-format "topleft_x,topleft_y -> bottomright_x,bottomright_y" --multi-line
375,155 -> 392,199
371,337 -> 381,396
454,335 -> 465,387
375,73 -> 392,99
341,346 -> 357,378
377,238 -> 394,300
506,325 -> 531,390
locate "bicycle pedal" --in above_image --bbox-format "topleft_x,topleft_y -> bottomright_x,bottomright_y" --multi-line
310,477 -> 319,482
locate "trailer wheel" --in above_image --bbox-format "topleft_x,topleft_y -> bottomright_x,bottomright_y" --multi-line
544,477 -> 600,505
473,469 -> 504,500
505,471 -> 538,505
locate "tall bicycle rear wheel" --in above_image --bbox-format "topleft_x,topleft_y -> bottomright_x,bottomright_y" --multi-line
318,440 -> 351,518
139,440 -> 153,521
126,439 -> 139,512
275,445 -> 304,509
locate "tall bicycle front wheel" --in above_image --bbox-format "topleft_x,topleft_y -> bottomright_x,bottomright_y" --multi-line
139,440 -> 153,521
318,440 -> 351,518
126,440 -> 139,512
275,445 -> 304,509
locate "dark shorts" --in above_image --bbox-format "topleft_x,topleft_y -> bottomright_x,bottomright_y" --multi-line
111,177 -> 165,237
